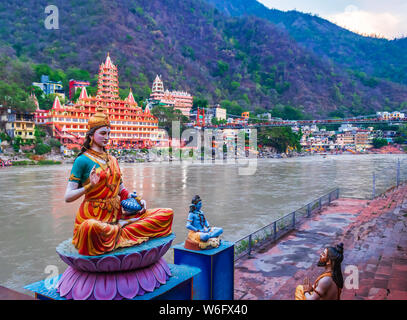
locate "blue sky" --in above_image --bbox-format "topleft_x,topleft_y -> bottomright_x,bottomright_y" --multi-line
258,0 -> 407,39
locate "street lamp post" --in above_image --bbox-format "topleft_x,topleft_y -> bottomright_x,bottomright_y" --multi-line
372,172 -> 376,199
397,158 -> 401,187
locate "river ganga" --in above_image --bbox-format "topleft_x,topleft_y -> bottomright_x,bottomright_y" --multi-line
0,153 -> 406,294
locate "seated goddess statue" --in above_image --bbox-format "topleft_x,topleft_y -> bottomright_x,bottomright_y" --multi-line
185,195 -> 223,250
64,107 -> 173,256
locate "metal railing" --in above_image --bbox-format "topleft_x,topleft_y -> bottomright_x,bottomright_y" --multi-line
371,158 -> 407,199
234,188 -> 340,261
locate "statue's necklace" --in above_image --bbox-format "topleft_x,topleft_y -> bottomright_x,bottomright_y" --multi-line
197,211 -> 206,228
87,149 -> 110,169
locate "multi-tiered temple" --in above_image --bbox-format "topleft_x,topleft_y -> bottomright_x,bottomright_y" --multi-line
150,75 -> 193,117
35,54 -> 159,149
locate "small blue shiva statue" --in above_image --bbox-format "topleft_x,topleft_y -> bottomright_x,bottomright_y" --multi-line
185,195 -> 223,250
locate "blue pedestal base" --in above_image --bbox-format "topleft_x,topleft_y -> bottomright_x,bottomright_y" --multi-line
24,264 -> 201,300
173,241 -> 234,300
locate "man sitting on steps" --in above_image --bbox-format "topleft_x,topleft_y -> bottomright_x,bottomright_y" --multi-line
295,243 -> 344,300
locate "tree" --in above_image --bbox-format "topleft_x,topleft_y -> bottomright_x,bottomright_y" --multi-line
213,60 -> 229,77
254,107 -> 268,116
211,117 -> 227,125
0,132 -> 11,142
193,97 -> 208,110
34,127 -> 46,142
34,143 -> 52,155
393,136 -> 405,144
66,67 -> 91,82
220,100 -> 243,116
33,63 -> 66,83
12,136 -> 23,152
372,138 -> 388,149
258,127 -> 302,153
151,106 -> 189,136
0,81 -> 36,112
119,87 -> 130,100
328,110 -> 345,119
181,45 -> 195,60
271,104 -> 305,120
398,125 -> 407,137
49,138 -> 62,149
230,81 -> 240,91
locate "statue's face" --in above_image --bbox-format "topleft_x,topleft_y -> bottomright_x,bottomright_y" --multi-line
93,126 -> 110,147
195,201 -> 202,211
317,248 -> 329,267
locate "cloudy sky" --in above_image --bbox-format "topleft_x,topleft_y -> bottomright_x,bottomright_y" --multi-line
258,0 -> 407,39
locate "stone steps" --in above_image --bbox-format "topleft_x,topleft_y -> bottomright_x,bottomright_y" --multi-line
337,184 -> 407,300
252,183 -> 407,300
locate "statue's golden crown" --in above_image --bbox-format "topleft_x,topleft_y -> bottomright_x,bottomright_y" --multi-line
88,107 -> 110,130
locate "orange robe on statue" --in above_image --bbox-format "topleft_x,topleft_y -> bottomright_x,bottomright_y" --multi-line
295,271 -> 341,300
71,151 -> 173,256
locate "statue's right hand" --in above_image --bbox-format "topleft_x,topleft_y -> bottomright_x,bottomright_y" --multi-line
89,165 -> 100,186
303,277 -> 312,293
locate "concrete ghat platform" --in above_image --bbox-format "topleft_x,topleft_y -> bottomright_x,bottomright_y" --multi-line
234,184 -> 407,300
0,286 -> 35,300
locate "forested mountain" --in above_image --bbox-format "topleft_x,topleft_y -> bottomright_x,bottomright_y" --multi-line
205,0 -> 407,85
0,0 -> 406,118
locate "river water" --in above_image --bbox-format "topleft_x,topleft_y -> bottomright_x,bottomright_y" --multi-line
1,153 -> 406,294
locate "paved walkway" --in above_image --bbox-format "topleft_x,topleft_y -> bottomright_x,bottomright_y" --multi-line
234,184 -> 407,300
0,286 -> 34,300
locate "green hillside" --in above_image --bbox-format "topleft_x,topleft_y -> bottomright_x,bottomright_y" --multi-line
205,0 -> 407,85
0,0 -> 406,118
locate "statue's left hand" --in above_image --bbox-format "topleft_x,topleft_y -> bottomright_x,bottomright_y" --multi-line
122,200 -> 146,216
137,200 -> 146,215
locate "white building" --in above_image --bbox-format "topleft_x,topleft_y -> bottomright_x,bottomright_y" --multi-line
338,123 -> 357,132
377,111 -> 405,120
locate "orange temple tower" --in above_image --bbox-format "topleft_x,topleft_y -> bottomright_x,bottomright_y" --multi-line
35,53 -> 159,149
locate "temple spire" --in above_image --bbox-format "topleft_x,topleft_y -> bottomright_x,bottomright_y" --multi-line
127,89 -> 136,104
79,86 -> 88,100
152,75 -> 164,93
30,91 -> 40,110
105,52 -> 113,69
52,96 -> 62,110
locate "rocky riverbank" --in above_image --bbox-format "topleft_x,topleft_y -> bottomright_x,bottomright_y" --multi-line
1,144 -> 406,167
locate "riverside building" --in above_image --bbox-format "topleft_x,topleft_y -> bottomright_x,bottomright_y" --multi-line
32,75 -> 65,100
34,53 -> 160,149
149,75 -> 193,117
0,106 -> 36,144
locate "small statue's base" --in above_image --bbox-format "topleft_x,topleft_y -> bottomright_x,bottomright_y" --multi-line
184,238 -> 201,251
174,241 -> 234,300
184,238 -> 221,251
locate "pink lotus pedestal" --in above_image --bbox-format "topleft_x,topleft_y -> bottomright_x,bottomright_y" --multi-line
55,234 -> 175,300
